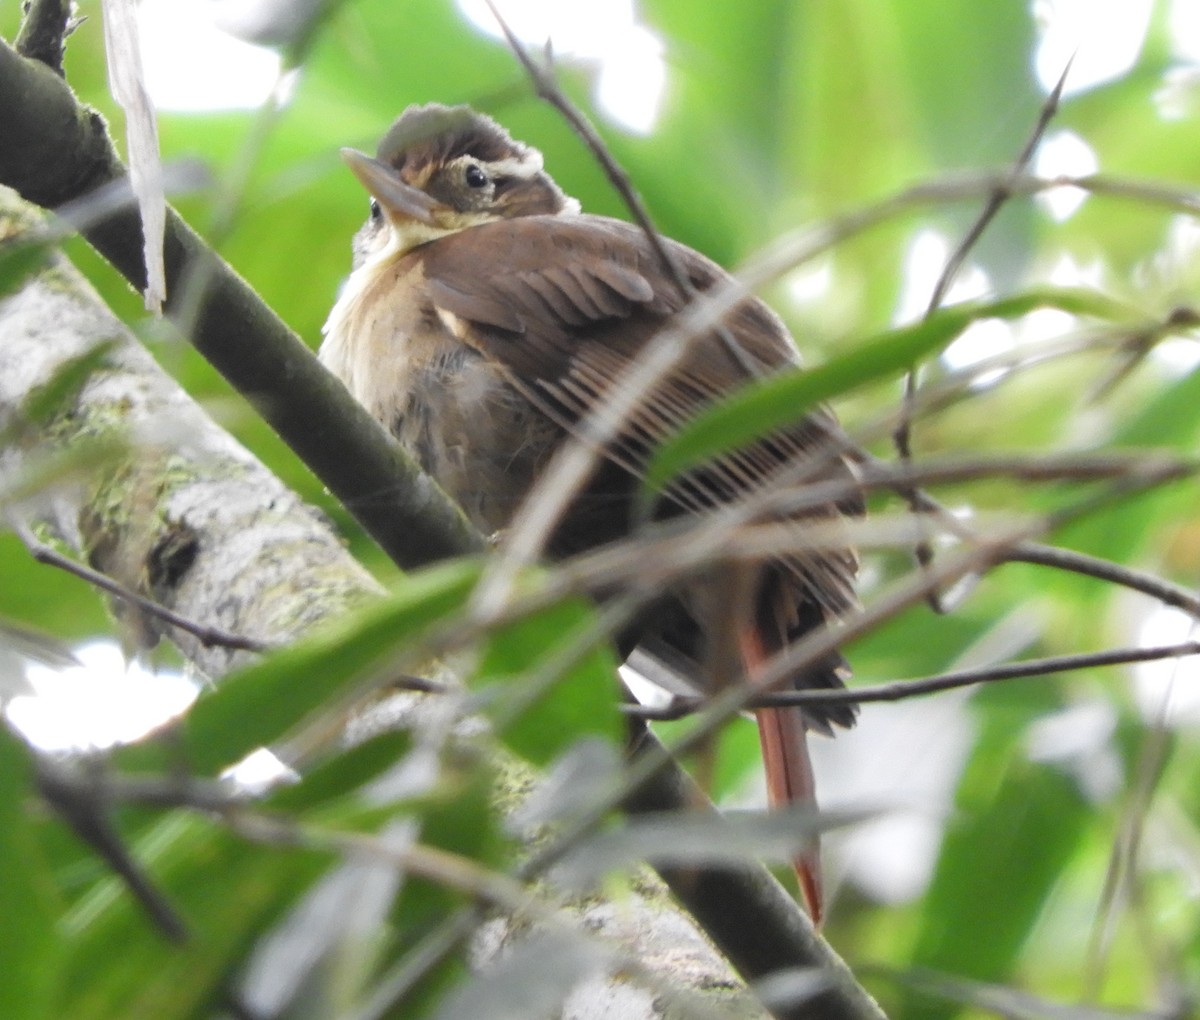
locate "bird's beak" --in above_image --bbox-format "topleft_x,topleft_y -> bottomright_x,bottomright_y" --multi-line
340,147 -> 441,226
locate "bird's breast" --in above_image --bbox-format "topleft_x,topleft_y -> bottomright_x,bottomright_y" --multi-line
321,256 -> 557,535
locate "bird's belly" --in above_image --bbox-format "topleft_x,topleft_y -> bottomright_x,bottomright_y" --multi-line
396,348 -> 558,536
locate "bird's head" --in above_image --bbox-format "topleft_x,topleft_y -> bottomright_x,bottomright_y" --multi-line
342,103 -> 580,267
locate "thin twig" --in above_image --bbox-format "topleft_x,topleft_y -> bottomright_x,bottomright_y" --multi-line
863,962 -> 1168,1019
531,450 -> 1197,631
484,0 -> 766,393
482,3 -> 739,336
1085,651 -> 1183,999
853,455 -> 1200,618
415,449 -> 1196,687
1087,305 -> 1200,403
848,450 -> 1194,497
380,673 -> 451,695
746,463 -> 1186,710
12,519 -> 270,653
927,61 -> 1074,316
36,757 -> 188,942
483,2 -> 678,289
1003,542 -> 1200,617
896,60 -> 1073,611
624,640 -> 1200,719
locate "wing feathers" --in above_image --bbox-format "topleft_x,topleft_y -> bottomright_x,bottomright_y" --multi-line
417,213 -> 862,631
426,278 -> 525,334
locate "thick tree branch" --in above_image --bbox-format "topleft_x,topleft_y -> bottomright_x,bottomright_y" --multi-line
0,189 -> 383,674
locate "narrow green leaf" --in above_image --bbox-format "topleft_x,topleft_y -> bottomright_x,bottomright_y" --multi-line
555,804 -> 874,889
60,812 -> 333,1019
183,559 -> 482,774
642,289 -> 1129,500
268,729 -> 414,812
15,341 -> 117,430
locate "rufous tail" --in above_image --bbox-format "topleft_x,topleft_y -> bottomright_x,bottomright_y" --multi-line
741,630 -> 824,926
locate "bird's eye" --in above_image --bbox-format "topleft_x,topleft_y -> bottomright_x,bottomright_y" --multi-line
464,164 -> 489,189
368,198 -> 383,224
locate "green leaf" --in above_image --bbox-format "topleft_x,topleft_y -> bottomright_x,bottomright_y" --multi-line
475,596 -> 623,767
269,729 -> 414,812
642,289 -> 1123,499
898,683 -> 1091,1020
182,559 -> 482,774
370,773 -> 504,1017
14,341 -> 117,430
59,812 -> 333,1019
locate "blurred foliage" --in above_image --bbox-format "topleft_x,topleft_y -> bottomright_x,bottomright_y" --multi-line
2,0 -> 1200,1018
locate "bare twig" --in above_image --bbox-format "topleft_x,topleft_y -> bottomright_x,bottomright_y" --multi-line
896,59 -> 1073,611
742,171 -> 1200,290
664,463 -> 1181,744
542,448 -> 1196,632
415,451 -> 1196,688
1087,305 -> 1200,403
927,61 -> 1074,316
36,756 -> 188,942
481,3 -> 710,325
1003,542 -> 1200,618
12,519 -> 270,653
1085,659 -> 1183,999
380,673 -> 451,695
852,453 -> 1200,618
624,640 -> 1200,719
866,962 -> 1170,1019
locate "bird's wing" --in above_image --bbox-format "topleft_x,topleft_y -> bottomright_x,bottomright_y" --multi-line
419,214 -> 860,616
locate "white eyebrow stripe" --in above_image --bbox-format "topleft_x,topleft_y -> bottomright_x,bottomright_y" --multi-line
491,148 -> 544,177
446,149 -> 545,179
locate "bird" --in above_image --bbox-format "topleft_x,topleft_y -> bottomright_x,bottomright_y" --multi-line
321,103 -> 861,924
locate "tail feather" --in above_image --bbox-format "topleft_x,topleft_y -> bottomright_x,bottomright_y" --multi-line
739,624 -> 826,926
755,705 -> 823,926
